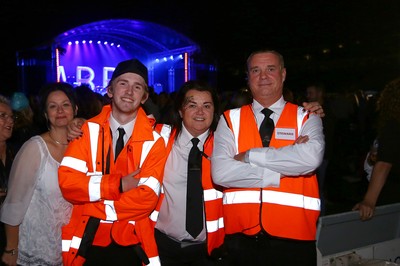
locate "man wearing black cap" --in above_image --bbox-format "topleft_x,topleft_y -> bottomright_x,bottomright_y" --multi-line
58,59 -> 167,266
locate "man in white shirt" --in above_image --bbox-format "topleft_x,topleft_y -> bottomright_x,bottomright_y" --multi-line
212,49 -> 325,266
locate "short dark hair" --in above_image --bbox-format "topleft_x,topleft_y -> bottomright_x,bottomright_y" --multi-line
172,80 -> 220,138
246,49 -> 285,72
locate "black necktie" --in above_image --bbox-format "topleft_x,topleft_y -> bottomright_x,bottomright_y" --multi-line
186,138 -> 203,238
115,127 -> 125,161
259,108 -> 275,147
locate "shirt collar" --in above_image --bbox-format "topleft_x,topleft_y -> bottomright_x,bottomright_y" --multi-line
178,123 -> 210,149
109,114 -> 135,139
252,96 -> 286,116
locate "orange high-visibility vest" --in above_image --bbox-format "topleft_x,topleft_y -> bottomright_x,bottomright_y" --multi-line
222,103 -> 320,240
59,105 -> 167,266
151,124 -> 225,255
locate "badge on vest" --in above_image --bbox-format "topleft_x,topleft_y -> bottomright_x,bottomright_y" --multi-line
275,128 -> 296,140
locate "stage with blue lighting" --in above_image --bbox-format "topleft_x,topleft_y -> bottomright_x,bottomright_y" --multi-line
18,19 -> 215,95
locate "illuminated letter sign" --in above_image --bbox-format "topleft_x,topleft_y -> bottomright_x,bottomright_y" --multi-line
76,66 -> 95,89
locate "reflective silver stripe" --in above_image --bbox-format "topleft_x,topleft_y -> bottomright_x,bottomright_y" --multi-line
60,156 -> 88,173
297,107 -> 308,136
262,190 -> 320,211
138,176 -> 161,196
228,108 -> 241,152
203,188 -> 223,201
62,239 -> 71,252
88,122 -> 100,171
148,256 -> 161,266
150,209 -> 159,222
70,235 -> 82,249
140,132 -> 162,167
223,190 -> 320,211
88,175 -> 102,201
158,124 -> 172,147
223,190 -> 261,204
206,217 -> 224,233
104,200 -> 117,221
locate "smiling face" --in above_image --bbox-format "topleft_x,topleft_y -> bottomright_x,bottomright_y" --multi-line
0,102 -> 14,142
45,90 -> 76,129
179,89 -> 214,137
247,51 -> 286,107
107,72 -> 148,124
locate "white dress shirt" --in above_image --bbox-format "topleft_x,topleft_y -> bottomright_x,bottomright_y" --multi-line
109,114 -> 135,152
211,96 -> 325,188
155,124 -> 209,242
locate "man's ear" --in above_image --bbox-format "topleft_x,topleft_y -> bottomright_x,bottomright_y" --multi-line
106,86 -> 113,98
141,92 -> 149,104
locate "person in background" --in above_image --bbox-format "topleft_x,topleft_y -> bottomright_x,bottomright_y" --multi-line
151,80 -> 226,265
352,77 -> 400,221
211,49 -> 325,266
305,82 -> 335,215
363,138 -> 378,182
0,83 -> 77,266
8,92 -> 40,153
58,59 -> 167,266
74,84 -> 104,119
0,94 -> 16,256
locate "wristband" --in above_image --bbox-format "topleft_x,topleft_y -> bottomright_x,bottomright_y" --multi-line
4,248 -> 17,255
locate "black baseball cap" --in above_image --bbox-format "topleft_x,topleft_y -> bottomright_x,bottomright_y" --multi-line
110,59 -> 148,84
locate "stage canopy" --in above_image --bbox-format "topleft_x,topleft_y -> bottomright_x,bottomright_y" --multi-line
18,19 -> 207,95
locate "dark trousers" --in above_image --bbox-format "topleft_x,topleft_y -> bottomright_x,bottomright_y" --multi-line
83,242 -> 143,266
155,228 -> 224,266
224,232 -> 317,266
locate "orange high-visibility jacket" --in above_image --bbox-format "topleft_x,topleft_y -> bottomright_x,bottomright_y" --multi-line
150,124 -> 225,255
222,103 -> 320,240
58,105 -> 167,266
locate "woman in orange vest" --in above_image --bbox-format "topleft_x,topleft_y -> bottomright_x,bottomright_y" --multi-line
212,49 -> 325,266
151,80 -> 226,265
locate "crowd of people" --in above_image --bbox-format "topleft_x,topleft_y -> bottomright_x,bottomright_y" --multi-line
0,49 -> 398,266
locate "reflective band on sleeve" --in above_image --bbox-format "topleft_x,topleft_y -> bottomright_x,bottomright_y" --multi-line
262,190 -> 320,211
62,239 -> 71,252
140,132 -> 161,167
138,176 -> 161,196
103,200 -> 117,221
150,209 -> 159,222
60,156 -> 88,173
203,188 -> 223,201
223,190 -> 261,204
148,256 -> 161,266
206,217 -> 224,233
88,175 -> 102,201
70,236 -> 82,250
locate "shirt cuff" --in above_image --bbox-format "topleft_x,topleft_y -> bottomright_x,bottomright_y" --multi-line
244,150 -> 250,163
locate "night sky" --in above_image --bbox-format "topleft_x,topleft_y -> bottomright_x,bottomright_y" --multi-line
1,0 -> 399,95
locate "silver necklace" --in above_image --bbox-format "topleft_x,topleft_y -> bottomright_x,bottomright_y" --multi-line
49,132 -> 68,145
